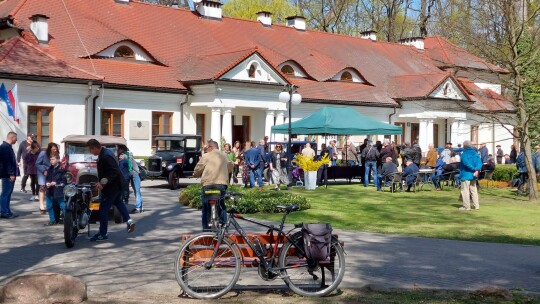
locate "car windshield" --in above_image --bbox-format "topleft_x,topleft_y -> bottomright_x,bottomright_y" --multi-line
156,140 -> 184,151
66,143 -> 118,164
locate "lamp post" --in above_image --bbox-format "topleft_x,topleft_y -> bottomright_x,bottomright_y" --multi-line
278,84 -> 302,187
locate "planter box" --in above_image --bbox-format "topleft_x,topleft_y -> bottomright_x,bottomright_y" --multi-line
304,171 -> 317,190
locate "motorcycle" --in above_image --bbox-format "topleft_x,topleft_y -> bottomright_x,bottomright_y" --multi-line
63,173 -> 96,248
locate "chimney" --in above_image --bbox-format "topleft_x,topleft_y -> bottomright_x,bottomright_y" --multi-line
399,37 -> 425,50
114,0 -> 130,4
285,15 -> 306,31
360,30 -> 377,41
196,0 -> 223,20
29,14 -> 49,45
257,11 -> 272,27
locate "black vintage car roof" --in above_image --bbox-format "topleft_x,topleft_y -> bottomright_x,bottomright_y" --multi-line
154,134 -> 201,141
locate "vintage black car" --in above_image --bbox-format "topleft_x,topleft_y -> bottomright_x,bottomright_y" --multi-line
147,134 -> 202,189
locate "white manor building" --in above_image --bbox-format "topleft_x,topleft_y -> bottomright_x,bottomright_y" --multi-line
0,0 -> 515,157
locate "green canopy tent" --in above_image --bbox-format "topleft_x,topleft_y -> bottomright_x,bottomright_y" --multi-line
271,106 -> 402,135
271,106 -> 402,187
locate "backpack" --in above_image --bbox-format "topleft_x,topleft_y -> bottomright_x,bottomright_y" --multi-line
302,223 -> 333,262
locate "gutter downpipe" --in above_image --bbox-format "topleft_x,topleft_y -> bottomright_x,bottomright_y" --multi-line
91,87 -> 101,135
180,92 -> 189,134
388,106 -> 397,124
84,82 -> 93,135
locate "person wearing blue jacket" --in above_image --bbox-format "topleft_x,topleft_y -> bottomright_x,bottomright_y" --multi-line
459,140 -> 483,210
244,141 -> 264,189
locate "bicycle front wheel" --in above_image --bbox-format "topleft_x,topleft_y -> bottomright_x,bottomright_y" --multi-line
279,232 -> 345,297
174,233 -> 241,299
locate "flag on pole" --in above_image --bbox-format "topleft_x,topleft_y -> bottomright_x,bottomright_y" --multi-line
0,83 -> 14,117
8,84 -> 19,124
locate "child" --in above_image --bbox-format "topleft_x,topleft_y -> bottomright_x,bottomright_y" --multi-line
44,154 -> 67,226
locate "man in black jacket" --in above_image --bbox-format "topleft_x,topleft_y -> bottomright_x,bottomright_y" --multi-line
0,132 -> 19,218
87,139 -> 135,241
16,133 -> 36,193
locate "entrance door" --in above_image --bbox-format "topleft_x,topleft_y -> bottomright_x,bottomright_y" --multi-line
433,124 -> 439,148
232,126 -> 245,144
411,123 -> 420,143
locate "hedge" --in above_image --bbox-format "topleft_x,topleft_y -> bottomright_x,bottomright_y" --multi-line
492,164 -> 517,181
178,185 -> 311,214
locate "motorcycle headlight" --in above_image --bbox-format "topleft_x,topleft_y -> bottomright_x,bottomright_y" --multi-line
64,172 -> 73,184
63,185 -> 77,198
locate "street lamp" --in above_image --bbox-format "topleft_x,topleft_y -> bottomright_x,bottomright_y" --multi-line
278,84 -> 301,188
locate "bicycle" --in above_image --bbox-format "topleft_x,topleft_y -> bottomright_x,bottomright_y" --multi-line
174,192 -> 346,299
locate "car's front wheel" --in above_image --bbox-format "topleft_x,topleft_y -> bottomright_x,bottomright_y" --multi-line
169,170 -> 179,190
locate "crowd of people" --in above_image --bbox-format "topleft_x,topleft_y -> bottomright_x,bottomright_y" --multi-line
0,132 -> 140,242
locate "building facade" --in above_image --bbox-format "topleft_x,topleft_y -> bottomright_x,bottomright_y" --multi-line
0,0 -> 514,157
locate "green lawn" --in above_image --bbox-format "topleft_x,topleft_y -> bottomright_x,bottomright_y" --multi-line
251,184 -> 540,246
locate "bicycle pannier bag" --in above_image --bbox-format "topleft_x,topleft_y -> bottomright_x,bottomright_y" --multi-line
302,223 -> 333,262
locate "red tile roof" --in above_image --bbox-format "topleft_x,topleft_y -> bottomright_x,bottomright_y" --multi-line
424,36 -> 509,73
0,36 -> 102,81
459,78 -> 513,112
0,0 -> 512,111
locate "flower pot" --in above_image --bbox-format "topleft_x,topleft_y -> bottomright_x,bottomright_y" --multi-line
304,171 -> 317,190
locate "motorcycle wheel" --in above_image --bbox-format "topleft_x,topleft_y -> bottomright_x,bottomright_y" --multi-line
64,209 -> 79,248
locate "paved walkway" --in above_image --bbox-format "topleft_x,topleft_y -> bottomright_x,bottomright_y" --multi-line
1,179 -> 540,300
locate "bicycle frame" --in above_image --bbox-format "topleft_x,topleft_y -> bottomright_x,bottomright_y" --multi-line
207,209 -> 306,273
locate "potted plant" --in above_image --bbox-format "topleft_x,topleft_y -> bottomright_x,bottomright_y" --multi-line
294,154 -> 330,190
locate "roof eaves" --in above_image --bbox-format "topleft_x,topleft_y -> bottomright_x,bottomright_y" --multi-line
303,98 -> 398,108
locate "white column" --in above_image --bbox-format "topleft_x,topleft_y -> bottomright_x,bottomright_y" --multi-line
419,119 -> 429,153
451,119 -> 463,146
274,111 -> 285,141
264,110 -> 275,139
210,107 -> 222,143
426,119 -> 434,149
221,107 -> 232,145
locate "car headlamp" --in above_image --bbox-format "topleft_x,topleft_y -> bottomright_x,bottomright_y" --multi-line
162,161 -> 167,168
167,164 -> 174,171
63,184 -> 77,197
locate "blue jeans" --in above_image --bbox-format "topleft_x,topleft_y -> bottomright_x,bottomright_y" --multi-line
46,196 -> 66,223
249,167 -> 263,188
331,160 -> 337,166
364,161 -> 378,187
131,175 -> 143,210
347,160 -> 357,166
201,184 -> 227,231
99,191 -> 131,236
431,173 -> 441,189
0,178 -> 15,215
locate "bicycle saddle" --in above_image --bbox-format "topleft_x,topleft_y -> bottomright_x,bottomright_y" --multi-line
276,205 -> 299,212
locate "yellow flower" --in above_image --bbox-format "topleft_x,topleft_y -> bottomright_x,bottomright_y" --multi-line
293,154 -> 330,171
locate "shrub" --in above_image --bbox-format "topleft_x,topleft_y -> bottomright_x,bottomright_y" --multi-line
178,185 -> 311,214
493,165 -> 517,181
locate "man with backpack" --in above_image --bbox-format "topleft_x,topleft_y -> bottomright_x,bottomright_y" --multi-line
361,140 -> 379,188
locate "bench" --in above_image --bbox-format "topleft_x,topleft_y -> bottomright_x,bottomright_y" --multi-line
180,233 -> 343,268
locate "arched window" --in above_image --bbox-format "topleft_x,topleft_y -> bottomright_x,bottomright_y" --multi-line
114,46 -> 135,58
281,65 -> 295,76
248,64 -> 257,78
340,71 -> 353,82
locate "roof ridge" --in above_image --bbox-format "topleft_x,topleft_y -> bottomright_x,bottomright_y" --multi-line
4,0 -> 28,18
202,47 -> 257,58
18,38 -> 104,79
0,37 -> 21,62
434,36 -> 452,64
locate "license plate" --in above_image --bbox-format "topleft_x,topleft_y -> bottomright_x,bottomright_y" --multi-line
90,202 -> 100,210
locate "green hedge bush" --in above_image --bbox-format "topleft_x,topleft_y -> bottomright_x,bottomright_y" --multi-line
493,164 -> 517,181
178,185 -> 311,214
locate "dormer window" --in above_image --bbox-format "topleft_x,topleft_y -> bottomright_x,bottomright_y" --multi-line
340,71 -> 353,82
330,68 -> 366,83
114,46 -> 135,58
281,65 -> 295,76
248,64 -> 257,78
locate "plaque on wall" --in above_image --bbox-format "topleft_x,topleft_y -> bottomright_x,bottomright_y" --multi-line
129,120 -> 149,140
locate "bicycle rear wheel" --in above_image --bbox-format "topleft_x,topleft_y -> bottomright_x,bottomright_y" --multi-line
279,232 -> 345,297
174,233 -> 241,299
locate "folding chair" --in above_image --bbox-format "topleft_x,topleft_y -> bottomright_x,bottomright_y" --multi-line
383,172 -> 403,193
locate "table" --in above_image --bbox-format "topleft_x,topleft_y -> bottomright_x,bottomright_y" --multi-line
417,169 -> 435,191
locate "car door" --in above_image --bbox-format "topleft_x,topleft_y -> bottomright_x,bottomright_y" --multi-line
182,137 -> 200,175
